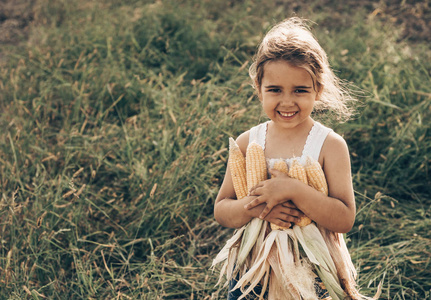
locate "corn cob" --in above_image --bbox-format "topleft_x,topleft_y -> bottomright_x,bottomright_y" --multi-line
237,141 -> 267,268
270,160 -> 290,230
296,217 -> 312,227
305,156 -> 328,196
228,138 -> 248,200
288,158 -> 309,185
289,159 -> 312,227
272,159 -> 289,174
246,142 -> 267,191
269,222 -> 288,231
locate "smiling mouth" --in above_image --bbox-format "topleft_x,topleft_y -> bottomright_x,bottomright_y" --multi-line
278,111 -> 298,118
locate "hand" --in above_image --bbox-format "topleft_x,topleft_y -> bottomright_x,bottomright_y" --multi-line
268,169 -> 288,179
263,201 -> 304,228
244,169 -> 295,219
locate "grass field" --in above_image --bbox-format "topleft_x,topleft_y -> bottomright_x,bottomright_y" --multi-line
0,0 -> 430,299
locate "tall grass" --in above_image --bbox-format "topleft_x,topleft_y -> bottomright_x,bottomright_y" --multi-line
0,0 -> 429,299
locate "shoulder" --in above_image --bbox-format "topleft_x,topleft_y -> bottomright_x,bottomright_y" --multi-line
323,131 -> 349,152
321,131 -> 351,167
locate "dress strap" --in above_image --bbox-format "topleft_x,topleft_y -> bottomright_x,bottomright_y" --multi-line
302,121 -> 333,161
248,121 -> 268,150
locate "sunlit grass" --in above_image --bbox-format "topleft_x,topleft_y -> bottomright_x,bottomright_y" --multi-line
0,0 -> 429,299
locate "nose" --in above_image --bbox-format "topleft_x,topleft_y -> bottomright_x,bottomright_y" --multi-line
280,93 -> 294,105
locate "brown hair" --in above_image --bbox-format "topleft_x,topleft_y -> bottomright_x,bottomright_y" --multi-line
249,17 -> 355,121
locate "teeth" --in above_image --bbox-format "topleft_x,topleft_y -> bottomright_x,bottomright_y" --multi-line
279,111 -> 296,117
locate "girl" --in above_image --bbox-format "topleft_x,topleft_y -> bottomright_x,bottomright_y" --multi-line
214,17 -> 358,299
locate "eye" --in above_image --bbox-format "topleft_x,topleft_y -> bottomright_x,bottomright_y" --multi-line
294,89 -> 309,94
267,88 -> 281,93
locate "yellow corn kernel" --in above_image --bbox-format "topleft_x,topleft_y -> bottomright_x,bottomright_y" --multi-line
270,160 -> 290,230
246,142 -> 267,192
288,159 -> 308,185
305,156 -> 329,196
272,159 -> 288,174
270,223 -> 291,230
296,216 -> 312,227
228,138 -> 247,199
288,159 -> 311,227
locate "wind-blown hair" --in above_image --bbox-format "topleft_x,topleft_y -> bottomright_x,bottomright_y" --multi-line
249,18 -> 355,121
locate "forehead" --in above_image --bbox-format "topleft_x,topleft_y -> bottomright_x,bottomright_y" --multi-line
262,60 -> 313,86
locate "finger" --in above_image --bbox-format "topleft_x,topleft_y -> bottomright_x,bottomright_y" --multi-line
281,201 -> 296,208
269,169 -> 284,178
259,203 -> 274,219
269,169 -> 289,178
282,202 -> 303,214
292,211 -> 306,219
244,197 -> 264,210
274,219 -> 292,229
249,183 -> 263,196
285,215 -> 301,223
287,208 -> 304,217
280,202 -> 302,213
279,210 -> 301,219
249,186 -> 261,196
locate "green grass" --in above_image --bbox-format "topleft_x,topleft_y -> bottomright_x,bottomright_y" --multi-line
0,0 -> 430,299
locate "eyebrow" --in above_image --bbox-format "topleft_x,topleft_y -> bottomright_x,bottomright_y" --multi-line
264,85 -> 312,89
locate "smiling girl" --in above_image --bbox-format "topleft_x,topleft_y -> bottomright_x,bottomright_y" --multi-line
214,17 -> 361,299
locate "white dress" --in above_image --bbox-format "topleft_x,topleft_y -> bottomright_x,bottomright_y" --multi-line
249,120 -> 333,168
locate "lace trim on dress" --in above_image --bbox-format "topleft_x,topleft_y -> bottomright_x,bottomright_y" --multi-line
302,121 -> 333,162
301,121 -> 320,159
248,121 -> 332,169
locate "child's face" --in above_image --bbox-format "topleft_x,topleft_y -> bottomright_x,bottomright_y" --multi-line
258,60 -> 320,130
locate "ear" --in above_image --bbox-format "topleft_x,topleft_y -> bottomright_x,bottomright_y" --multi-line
315,84 -> 324,101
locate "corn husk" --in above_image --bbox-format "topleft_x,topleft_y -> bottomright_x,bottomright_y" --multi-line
293,224 -> 345,299
318,226 -> 358,296
270,230 -> 317,299
212,139 -> 376,299
211,226 -> 245,287
234,230 -> 276,299
233,227 -> 320,299
237,218 -> 264,268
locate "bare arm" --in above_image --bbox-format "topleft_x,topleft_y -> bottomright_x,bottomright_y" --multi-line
300,132 -> 356,232
213,166 -> 262,228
